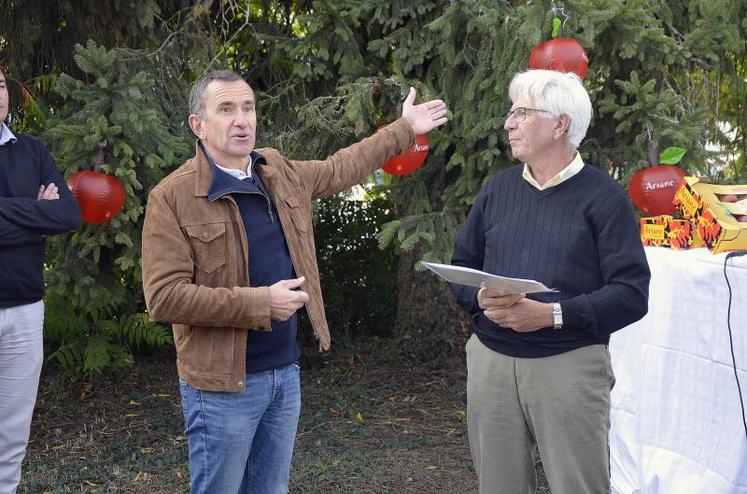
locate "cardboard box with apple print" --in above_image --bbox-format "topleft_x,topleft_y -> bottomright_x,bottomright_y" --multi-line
672,177 -> 747,254
640,215 -> 703,250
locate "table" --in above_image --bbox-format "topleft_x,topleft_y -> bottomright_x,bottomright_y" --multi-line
610,247 -> 747,494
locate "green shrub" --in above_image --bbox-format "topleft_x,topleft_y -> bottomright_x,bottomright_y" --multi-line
299,194 -> 398,346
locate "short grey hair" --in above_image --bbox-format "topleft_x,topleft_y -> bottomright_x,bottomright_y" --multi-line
508,69 -> 592,150
188,70 -> 245,117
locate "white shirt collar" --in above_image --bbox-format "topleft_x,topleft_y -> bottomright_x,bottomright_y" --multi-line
201,143 -> 253,179
214,156 -> 253,180
0,123 -> 17,146
522,152 -> 585,190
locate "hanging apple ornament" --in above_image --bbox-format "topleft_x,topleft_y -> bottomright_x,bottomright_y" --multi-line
68,170 -> 126,224
628,146 -> 688,216
376,121 -> 430,176
528,11 -> 589,79
382,133 -> 429,176
66,142 -> 126,224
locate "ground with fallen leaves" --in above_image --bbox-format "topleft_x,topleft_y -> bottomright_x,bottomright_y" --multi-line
19,339 -> 549,493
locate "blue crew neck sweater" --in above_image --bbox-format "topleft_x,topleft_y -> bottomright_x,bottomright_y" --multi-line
206,154 -> 299,373
0,134 -> 81,308
451,164 -> 650,358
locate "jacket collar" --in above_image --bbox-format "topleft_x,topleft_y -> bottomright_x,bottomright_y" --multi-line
193,140 -> 266,198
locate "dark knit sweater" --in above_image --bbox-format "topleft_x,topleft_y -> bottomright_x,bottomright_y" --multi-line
205,151 -> 299,373
451,164 -> 650,358
0,133 -> 81,308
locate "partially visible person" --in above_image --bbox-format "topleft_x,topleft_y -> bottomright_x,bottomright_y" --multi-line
141,70 -> 447,493
0,65 -> 82,494
451,69 -> 650,494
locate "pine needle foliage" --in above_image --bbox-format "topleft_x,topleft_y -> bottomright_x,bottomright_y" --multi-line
41,41 -> 189,375
262,0 -> 744,265
226,0 -> 744,359
7,1 -> 741,362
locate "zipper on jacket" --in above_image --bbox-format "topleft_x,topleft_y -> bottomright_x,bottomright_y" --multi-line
276,205 -> 308,327
214,185 -> 274,223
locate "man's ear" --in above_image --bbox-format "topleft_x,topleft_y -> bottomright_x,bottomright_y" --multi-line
188,114 -> 203,140
554,114 -> 571,139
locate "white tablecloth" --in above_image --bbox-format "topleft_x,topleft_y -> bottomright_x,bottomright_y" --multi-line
610,247 -> 747,494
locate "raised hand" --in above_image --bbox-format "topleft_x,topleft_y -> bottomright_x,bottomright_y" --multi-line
269,276 -> 309,322
401,87 -> 448,135
37,183 -> 60,200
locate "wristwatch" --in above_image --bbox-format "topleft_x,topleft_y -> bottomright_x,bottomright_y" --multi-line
552,303 -> 563,330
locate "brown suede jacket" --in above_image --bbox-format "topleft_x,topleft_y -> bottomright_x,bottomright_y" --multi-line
141,118 -> 414,392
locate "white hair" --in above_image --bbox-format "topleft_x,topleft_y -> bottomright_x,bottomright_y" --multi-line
508,69 -> 592,150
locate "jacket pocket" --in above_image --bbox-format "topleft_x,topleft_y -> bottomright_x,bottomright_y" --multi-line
284,196 -> 309,233
185,223 -> 227,273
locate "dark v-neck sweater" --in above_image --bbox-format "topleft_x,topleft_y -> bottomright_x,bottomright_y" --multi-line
205,153 -> 299,373
451,164 -> 650,358
0,134 -> 81,307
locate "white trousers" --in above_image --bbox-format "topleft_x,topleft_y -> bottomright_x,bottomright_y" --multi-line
0,300 -> 44,494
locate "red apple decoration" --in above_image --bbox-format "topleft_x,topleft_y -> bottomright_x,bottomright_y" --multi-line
67,170 -> 126,224
628,166 -> 687,216
529,38 -> 589,79
382,133 -> 430,176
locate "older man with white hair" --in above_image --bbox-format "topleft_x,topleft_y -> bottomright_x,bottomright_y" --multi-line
451,69 -> 650,494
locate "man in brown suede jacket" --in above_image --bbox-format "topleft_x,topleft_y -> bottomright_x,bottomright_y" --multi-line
141,70 -> 447,494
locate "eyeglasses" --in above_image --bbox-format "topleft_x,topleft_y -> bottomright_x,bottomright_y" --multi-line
505,107 -> 551,122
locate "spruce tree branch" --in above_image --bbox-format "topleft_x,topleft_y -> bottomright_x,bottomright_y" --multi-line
142,31 -> 179,59
656,14 -> 713,70
119,8 -> 203,61
661,18 -> 685,43
205,4 -> 254,73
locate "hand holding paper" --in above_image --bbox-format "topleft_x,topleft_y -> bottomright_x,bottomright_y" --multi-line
478,288 -> 524,310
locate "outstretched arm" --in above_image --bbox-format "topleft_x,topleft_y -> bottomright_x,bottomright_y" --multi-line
289,88 -> 449,200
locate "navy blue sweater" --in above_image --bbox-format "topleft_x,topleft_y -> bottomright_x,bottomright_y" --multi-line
451,164 -> 650,358
0,133 -> 82,307
206,152 -> 299,373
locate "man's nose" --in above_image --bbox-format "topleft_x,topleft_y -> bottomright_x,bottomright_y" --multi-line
233,111 -> 249,127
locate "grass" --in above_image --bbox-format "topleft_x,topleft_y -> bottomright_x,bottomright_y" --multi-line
19,339 -> 549,493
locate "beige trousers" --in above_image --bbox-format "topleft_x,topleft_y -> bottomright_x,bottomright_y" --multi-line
0,300 -> 44,494
466,334 -> 615,494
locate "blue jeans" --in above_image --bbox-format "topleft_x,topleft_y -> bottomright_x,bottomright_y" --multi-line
179,362 -> 301,494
